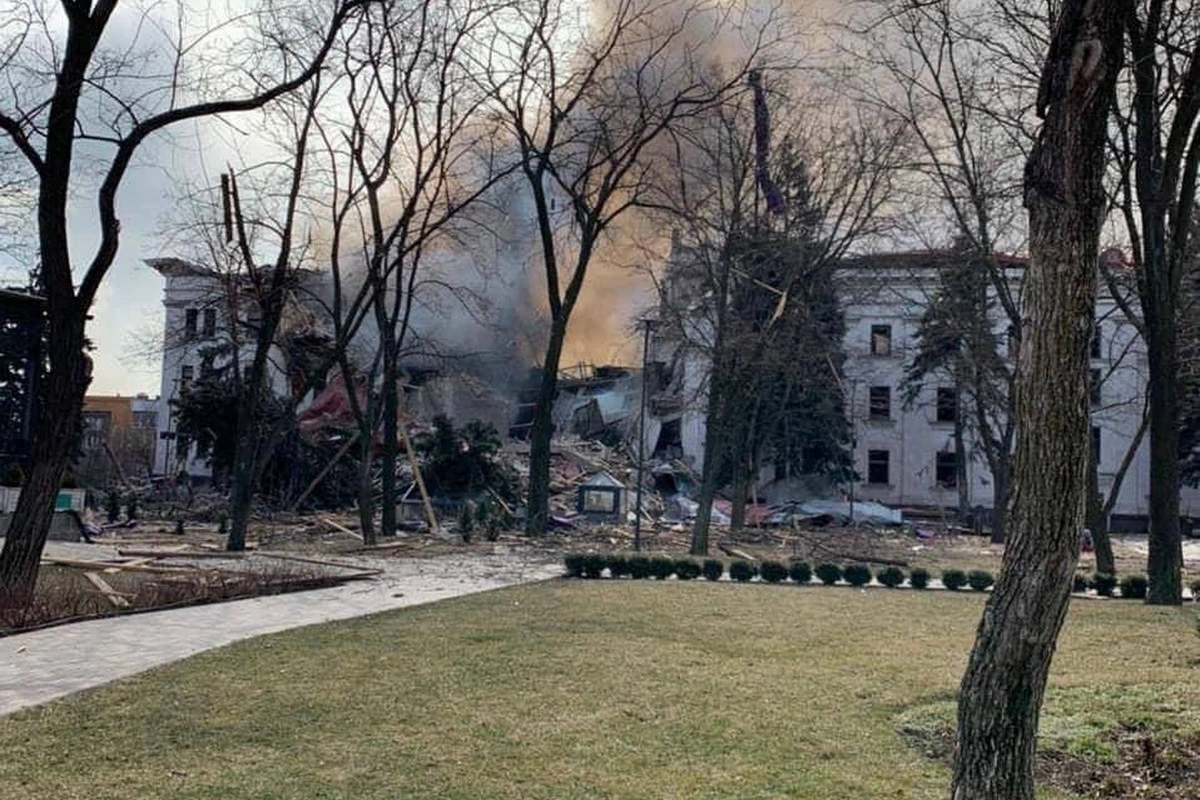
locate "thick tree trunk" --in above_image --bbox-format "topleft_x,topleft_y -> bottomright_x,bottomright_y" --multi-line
0,316 -> 90,603
225,418 -> 259,552
989,463 -> 1010,544
526,320 -> 567,535
951,4 -> 1121,798
729,456 -> 749,532
954,409 -> 969,522
1145,336 -> 1183,603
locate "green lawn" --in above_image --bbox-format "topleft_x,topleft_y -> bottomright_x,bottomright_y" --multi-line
3,582 -> 1197,800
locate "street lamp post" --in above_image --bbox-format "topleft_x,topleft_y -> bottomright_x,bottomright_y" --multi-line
634,318 -> 656,552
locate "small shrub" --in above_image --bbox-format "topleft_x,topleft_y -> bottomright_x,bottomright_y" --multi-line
1119,574 -> 1148,600
607,555 -> 630,579
789,560 -> 812,584
582,554 -> 606,579
627,556 -> 651,580
218,515 -> 228,536
942,569 -> 967,591
458,503 -> 474,543
1073,573 -> 1088,593
815,563 -> 842,585
475,500 -> 491,529
908,567 -> 930,590
701,559 -> 724,581
674,559 -> 701,581
1091,572 -> 1117,597
967,570 -> 995,592
0,463 -> 24,487
648,556 -> 676,580
124,494 -> 138,521
564,553 -> 586,578
760,560 -> 788,583
844,564 -> 872,587
876,566 -> 905,588
729,560 -> 756,582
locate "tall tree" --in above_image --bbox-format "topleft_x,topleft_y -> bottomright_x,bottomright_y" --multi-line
951,2 -> 1123,799
1109,0 -> 1200,605
481,0 -> 780,534
0,0 -> 369,600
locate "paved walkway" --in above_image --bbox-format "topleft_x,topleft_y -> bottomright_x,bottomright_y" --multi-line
1,551 -> 560,717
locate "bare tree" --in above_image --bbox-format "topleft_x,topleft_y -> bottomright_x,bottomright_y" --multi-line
1107,0 -> 1200,605
0,0 -> 372,600
951,2 -> 1123,799
480,0 -> 785,534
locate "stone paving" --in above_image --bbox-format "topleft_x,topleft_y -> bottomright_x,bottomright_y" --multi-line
0,550 -> 560,716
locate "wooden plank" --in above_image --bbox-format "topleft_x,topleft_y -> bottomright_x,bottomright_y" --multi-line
317,516 -> 363,541
43,557 -> 197,575
399,424 -> 440,534
256,551 -> 382,576
116,548 -> 246,560
289,431 -> 360,512
83,572 -> 131,608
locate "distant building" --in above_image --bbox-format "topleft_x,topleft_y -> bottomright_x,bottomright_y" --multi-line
146,257 -> 327,480
78,394 -> 159,484
648,244 -> 1193,528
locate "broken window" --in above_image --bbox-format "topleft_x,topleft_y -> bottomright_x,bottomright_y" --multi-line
867,449 -> 889,484
936,387 -> 958,423
184,308 -> 198,340
868,386 -> 891,419
936,451 -> 958,488
1090,368 -> 1101,407
1091,323 -> 1102,359
202,308 -> 217,338
180,364 -> 194,393
870,324 -> 892,356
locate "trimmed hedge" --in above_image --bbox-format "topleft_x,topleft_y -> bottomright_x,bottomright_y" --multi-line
942,569 -> 967,591
1092,572 -> 1117,597
843,564 -> 872,587
908,567 -> 930,590
1119,574 -> 1148,600
702,559 -> 724,581
649,556 -> 676,580
608,555 -> 630,579
627,556 -> 651,580
582,554 -> 607,579
789,561 -> 812,584
729,560 -> 757,582
1072,573 -> 1088,593
967,570 -> 994,592
564,553 -> 586,578
759,560 -> 788,584
674,559 -> 702,581
814,563 -> 842,585
876,566 -> 905,588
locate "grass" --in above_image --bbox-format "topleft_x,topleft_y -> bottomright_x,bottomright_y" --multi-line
1,582 -> 1197,800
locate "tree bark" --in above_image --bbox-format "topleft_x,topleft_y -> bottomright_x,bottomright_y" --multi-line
951,3 -> 1122,798
1145,336 -> 1183,603
358,432 -> 376,546
1087,448 -> 1116,576
379,340 -> 399,539
989,462 -> 1010,544
525,319 -> 567,535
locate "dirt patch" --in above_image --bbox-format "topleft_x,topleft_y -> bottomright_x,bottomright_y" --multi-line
898,712 -> 1200,799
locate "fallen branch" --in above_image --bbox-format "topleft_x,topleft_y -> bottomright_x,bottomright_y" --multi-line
83,572 -> 131,607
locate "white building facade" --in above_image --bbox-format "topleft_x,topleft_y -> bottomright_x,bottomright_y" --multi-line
649,247 -> 1196,528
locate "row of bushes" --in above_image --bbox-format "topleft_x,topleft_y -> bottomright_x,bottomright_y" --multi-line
564,554 -> 1165,599
1074,572 -> 1151,599
566,554 -> 974,591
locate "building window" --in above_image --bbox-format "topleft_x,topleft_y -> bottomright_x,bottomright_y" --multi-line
81,411 -> 111,451
936,387 -> 958,423
180,364 -> 194,393
1090,368 -> 1101,407
1091,426 -> 1101,465
1091,323 -> 1102,359
936,451 -> 958,488
867,449 -> 890,485
868,386 -> 891,420
132,410 -> 157,430
870,324 -> 892,356
184,308 -> 198,340
202,308 -> 217,338
200,354 -> 215,379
